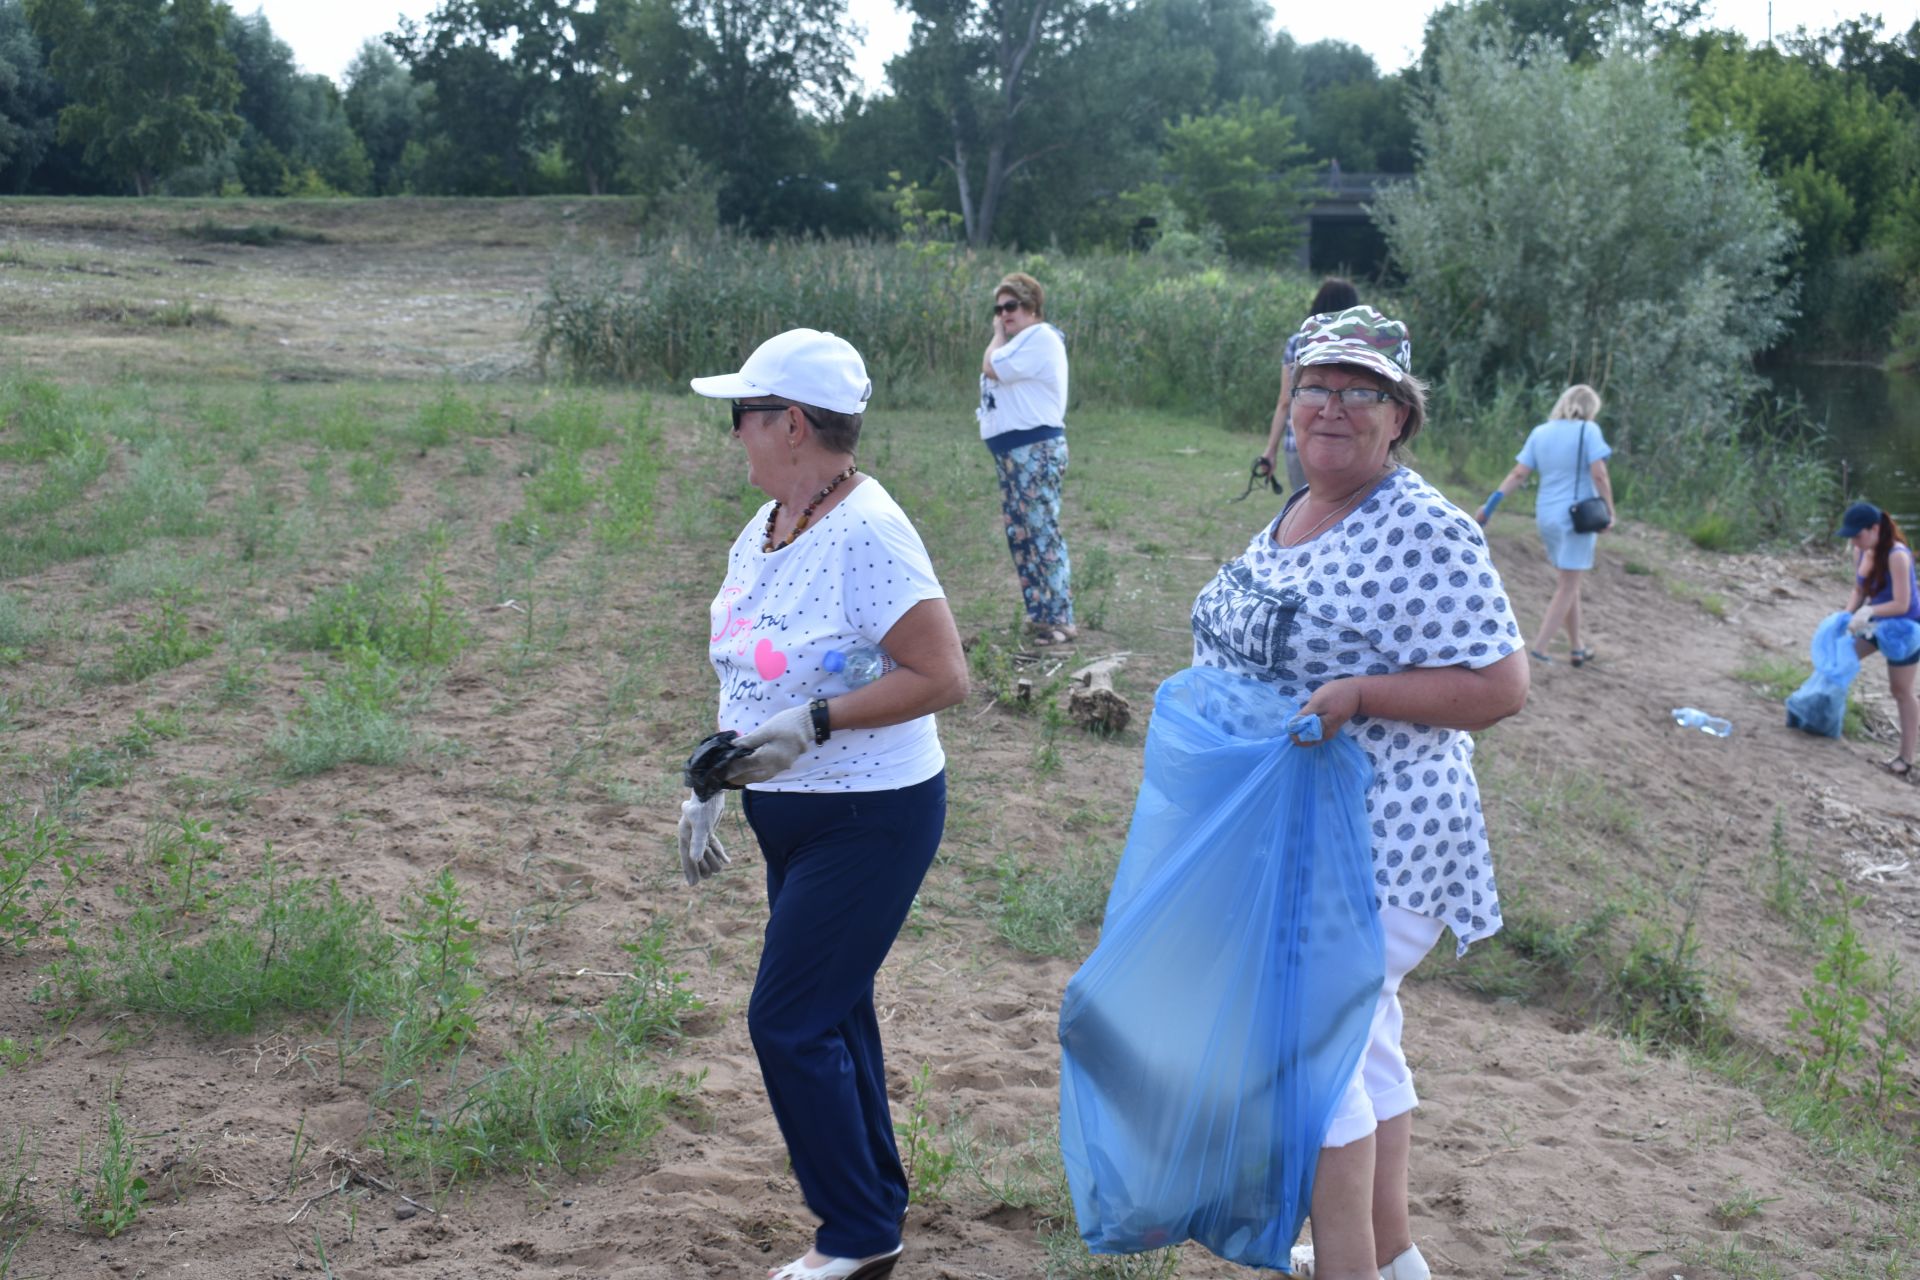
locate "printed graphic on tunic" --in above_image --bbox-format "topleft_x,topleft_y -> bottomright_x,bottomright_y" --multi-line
711,585 -> 791,705
1190,560 -> 1303,674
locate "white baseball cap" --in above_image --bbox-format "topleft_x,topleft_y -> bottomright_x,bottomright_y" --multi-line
689,328 -> 873,415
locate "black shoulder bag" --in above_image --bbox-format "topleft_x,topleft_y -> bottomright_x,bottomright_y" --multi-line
1569,422 -> 1611,533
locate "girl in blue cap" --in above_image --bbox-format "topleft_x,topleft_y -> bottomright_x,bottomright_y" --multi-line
1838,500 -> 1920,776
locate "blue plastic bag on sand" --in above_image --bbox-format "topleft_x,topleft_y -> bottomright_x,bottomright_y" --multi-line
1786,611 -> 1861,737
1058,667 -> 1386,1271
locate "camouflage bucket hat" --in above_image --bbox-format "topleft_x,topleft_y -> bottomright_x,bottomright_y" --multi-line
1293,305 -> 1412,384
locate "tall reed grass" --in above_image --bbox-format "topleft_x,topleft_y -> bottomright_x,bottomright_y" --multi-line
533,233 -> 1840,546
534,236 -> 1318,428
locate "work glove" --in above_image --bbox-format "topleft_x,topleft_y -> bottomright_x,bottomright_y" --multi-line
720,704 -> 815,787
677,790 -> 730,886
1850,605 -> 1877,638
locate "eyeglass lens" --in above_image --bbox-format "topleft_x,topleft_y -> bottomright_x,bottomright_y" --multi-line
994,300 -> 1020,314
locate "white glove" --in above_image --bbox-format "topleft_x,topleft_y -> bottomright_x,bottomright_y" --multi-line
677,790 -> 730,886
720,704 -> 815,787
1850,605 -> 1877,638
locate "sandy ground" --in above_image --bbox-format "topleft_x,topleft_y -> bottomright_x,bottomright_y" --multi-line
0,201 -> 1916,1280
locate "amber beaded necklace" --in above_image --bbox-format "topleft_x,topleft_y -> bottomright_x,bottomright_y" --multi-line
763,464 -> 859,552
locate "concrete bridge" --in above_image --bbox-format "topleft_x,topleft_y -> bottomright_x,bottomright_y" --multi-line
1298,170 -> 1408,276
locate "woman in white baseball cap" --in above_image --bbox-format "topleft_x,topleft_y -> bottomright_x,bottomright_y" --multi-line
680,328 -> 969,1280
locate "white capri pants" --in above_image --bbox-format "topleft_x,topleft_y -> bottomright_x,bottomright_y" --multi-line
1323,906 -> 1448,1149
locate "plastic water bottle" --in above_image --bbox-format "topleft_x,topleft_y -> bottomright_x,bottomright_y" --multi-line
823,644 -> 895,688
1671,707 -> 1733,738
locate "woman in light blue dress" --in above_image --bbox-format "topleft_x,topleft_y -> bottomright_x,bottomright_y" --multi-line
1475,385 -> 1616,666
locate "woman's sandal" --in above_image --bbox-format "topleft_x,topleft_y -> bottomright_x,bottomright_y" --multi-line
1884,755 -> 1913,780
767,1245 -> 903,1280
1570,648 -> 1594,668
1030,624 -> 1078,648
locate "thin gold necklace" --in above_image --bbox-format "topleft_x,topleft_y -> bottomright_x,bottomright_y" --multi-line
1280,465 -> 1392,545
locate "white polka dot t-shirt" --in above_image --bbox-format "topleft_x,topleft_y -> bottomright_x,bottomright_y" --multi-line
1189,466 -> 1521,949
711,477 -> 947,793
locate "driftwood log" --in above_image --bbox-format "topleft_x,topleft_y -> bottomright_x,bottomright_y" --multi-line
1066,653 -> 1132,733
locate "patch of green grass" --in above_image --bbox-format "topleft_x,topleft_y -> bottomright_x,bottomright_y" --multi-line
106,591 -> 215,682
102,858 -> 396,1035
347,449 -> 400,508
992,843 -> 1116,958
593,413 -> 662,548
380,1020 -> 697,1186
269,645 -> 417,777
408,384 -> 485,448
0,592 -> 42,665
525,444 -> 595,515
1686,511 -> 1740,551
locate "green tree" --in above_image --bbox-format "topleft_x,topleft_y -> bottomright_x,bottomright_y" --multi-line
1373,24 -> 1793,447
221,10 -> 368,195
24,0 -> 240,194
616,0 -> 856,227
0,0 -> 58,191
1154,98 -> 1312,261
893,0 -> 1092,247
342,40 -> 423,194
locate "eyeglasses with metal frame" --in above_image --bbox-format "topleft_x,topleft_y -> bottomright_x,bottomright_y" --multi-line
1291,384 -> 1398,411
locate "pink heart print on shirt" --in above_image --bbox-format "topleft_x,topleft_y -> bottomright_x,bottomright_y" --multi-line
753,638 -> 788,681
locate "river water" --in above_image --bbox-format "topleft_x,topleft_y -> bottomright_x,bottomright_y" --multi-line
1766,364 -> 1920,527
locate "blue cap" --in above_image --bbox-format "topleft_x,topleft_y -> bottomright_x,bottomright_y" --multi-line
1836,501 -> 1882,537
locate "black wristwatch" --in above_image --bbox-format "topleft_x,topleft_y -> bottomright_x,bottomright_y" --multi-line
808,698 -> 832,744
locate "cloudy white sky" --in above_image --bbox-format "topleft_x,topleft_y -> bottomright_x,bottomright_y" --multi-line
246,1 -> 1909,91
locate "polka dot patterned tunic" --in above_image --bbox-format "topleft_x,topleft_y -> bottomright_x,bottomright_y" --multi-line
1190,466 -> 1523,951
709,478 -> 947,793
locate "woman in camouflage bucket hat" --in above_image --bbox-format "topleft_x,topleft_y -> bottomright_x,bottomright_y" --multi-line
1186,304 -> 1531,1280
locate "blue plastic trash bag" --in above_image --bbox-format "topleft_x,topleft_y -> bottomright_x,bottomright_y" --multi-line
1058,666 -> 1385,1271
1786,611 -> 1861,737
1875,617 -> 1920,663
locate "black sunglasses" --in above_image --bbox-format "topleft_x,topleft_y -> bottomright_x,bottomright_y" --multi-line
993,300 -> 1022,315
731,401 -> 790,431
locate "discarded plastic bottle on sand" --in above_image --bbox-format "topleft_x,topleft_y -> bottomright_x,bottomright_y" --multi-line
823,644 -> 895,688
1671,707 -> 1733,738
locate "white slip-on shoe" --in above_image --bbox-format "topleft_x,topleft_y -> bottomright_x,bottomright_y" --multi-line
767,1245 -> 903,1280
1288,1242 -> 1430,1280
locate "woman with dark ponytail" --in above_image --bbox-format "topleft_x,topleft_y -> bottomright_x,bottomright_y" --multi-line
1838,501 -> 1920,776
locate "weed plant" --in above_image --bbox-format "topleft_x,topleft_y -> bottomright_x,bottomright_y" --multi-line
270,643 -> 417,776
896,1063 -> 958,1203
69,1098 -> 145,1238
0,593 -> 43,664
0,802 -> 91,953
104,859 -> 395,1034
106,590 -> 214,682
596,922 -> 704,1049
382,1020 -> 695,1185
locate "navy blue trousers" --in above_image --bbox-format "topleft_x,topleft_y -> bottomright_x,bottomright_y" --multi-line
742,772 -> 946,1259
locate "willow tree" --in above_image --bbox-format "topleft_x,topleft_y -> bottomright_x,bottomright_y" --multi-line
1373,25 -> 1794,450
